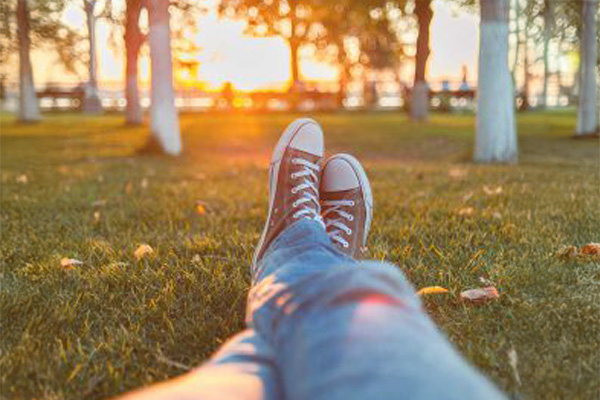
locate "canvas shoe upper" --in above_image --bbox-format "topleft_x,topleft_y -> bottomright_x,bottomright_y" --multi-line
320,154 -> 373,258
252,118 -> 325,267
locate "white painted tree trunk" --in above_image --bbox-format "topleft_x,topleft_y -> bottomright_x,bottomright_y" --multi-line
16,0 -> 40,122
576,0 -> 599,136
82,0 -> 103,114
411,82 -> 429,120
147,0 -> 181,155
475,0 -> 518,163
411,0 -> 432,121
541,0 -> 553,109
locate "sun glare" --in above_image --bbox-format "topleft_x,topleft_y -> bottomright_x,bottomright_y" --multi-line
196,17 -> 292,91
18,0 -> 478,92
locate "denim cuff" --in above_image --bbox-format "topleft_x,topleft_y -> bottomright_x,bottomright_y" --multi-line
268,219 -> 331,253
253,219 -> 334,282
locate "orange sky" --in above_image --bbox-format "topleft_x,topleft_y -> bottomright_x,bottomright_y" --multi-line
22,0 -> 480,91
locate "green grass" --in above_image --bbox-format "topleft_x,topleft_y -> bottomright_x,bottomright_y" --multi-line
1,111 -> 599,399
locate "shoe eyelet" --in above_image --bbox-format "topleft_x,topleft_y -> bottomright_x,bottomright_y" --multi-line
291,188 -> 298,194
290,173 -> 296,179
292,201 -> 299,207
350,201 -> 355,206
343,243 -> 349,248
347,229 -> 352,235
347,215 -> 354,221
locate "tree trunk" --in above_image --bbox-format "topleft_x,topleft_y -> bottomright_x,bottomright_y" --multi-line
337,67 -> 347,110
16,0 -> 40,122
287,0 -> 301,111
336,39 -> 348,109
290,39 -> 300,90
475,0 -> 518,163
411,0 -> 432,121
542,34 -> 549,108
147,0 -> 181,155
82,0 -> 103,114
362,71 -> 378,109
510,0 -> 520,84
520,30 -> 530,111
541,0 -> 553,109
576,0 -> 599,136
125,0 -> 144,125
288,38 -> 301,110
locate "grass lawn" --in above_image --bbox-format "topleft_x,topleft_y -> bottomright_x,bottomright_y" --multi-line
1,111 -> 598,399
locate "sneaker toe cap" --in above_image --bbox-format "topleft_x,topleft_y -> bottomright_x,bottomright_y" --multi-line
289,120 -> 324,156
322,158 -> 360,191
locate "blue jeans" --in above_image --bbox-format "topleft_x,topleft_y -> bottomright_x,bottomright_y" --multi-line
123,220 -> 506,400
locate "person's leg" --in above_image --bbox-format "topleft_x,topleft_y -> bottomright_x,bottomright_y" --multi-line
117,329 -> 282,400
248,129 -> 506,400
249,219 -> 505,400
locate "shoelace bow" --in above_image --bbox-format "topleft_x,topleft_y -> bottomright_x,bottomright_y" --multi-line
290,157 -> 324,226
322,199 -> 355,248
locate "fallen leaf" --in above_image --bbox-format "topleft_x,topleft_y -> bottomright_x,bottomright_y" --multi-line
507,347 -> 521,387
58,165 -> 70,174
16,174 -> 28,184
492,212 -> 502,220
193,172 -> 207,180
191,254 -> 201,262
140,178 -> 149,189
60,258 -> 83,269
556,245 -> 578,259
462,191 -> 474,202
91,199 -> 107,208
195,201 -> 207,215
134,244 -> 154,260
125,182 -> 133,195
458,207 -> 474,216
93,211 -> 101,223
448,168 -> 468,179
417,286 -> 449,296
580,243 -> 600,256
460,286 -> 499,303
483,185 -> 503,196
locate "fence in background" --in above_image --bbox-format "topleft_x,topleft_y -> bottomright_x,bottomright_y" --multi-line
0,79 -> 574,113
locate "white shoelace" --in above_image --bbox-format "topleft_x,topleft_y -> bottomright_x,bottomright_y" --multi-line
322,199 -> 355,248
290,158 -> 324,226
